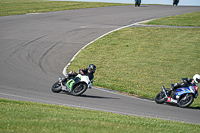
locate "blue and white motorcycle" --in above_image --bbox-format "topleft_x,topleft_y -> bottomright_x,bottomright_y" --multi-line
155,84 -> 199,108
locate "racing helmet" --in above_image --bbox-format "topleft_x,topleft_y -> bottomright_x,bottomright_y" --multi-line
193,74 -> 200,84
88,64 -> 96,73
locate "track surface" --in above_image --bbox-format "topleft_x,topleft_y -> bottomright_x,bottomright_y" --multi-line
0,5 -> 200,124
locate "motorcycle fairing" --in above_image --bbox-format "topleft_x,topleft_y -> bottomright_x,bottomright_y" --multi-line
66,74 -> 90,91
175,86 -> 196,97
66,77 -> 81,91
66,79 -> 75,91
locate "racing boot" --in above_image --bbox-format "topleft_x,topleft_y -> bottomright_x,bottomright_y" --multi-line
166,88 -> 173,96
61,86 -> 67,91
171,91 -> 176,99
61,86 -> 70,92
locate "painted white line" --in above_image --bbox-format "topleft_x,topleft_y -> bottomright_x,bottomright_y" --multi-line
26,13 -> 41,15
62,19 -> 156,101
0,92 -> 154,118
0,92 -> 192,124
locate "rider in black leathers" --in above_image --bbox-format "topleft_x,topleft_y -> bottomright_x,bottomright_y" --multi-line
173,0 -> 179,6
167,74 -> 200,95
135,0 -> 141,6
66,64 -> 96,82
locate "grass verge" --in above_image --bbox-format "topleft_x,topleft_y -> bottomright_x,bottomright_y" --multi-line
68,12 -> 200,107
145,11 -> 200,26
0,0 -> 129,16
1,98 -> 200,133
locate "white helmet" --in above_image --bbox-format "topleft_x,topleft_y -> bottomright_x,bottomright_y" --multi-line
193,74 -> 200,84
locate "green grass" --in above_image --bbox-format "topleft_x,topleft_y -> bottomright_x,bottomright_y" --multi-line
0,0 -> 129,16
145,11 -> 200,26
1,98 -> 200,133
68,12 -> 200,108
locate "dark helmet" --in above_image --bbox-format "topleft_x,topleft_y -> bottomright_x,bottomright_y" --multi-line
88,64 -> 96,73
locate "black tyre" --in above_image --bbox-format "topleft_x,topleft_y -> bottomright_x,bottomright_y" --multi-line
177,94 -> 194,108
155,91 -> 165,104
71,83 -> 87,96
51,82 -> 62,93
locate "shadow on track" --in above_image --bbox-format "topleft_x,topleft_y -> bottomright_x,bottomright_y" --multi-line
79,94 -> 120,100
59,91 -> 120,99
187,106 -> 200,110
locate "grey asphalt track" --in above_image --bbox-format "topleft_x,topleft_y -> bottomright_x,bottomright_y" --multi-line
0,5 -> 200,124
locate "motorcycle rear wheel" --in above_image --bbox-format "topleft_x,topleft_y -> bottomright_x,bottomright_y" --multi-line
177,94 -> 194,108
71,83 -> 87,96
51,82 -> 62,93
155,91 -> 165,104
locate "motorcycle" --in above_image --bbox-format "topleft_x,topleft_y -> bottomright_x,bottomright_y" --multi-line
51,74 -> 92,96
155,84 -> 199,108
135,0 -> 141,7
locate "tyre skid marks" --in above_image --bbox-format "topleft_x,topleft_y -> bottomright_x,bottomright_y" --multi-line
39,42 -> 61,73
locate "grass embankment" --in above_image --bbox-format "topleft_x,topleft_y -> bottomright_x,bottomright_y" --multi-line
146,11 -> 200,26
1,98 -> 200,133
0,0 -> 129,16
68,12 -> 200,107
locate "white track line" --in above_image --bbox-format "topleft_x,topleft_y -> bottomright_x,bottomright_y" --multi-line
62,19 -> 156,101
0,92 -> 164,119
62,19 -> 154,76
0,92 -> 146,116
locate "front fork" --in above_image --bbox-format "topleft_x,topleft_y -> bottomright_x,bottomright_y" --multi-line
162,86 -> 177,103
58,76 -> 62,83
161,86 -> 168,98
58,76 -> 67,91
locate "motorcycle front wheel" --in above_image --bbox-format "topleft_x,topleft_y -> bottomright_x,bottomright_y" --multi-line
155,91 -> 165,104
177,94 -> 194,108
51,81 -> 62,93
71,83 -> 87,96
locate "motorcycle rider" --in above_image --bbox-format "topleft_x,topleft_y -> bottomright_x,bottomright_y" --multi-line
135,0 -> 141,6
66,64 -> 96,83
61,64 -> 96,91
60,64 -> 96,91
167,74 -> 200,95
173,0 -> 179,6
